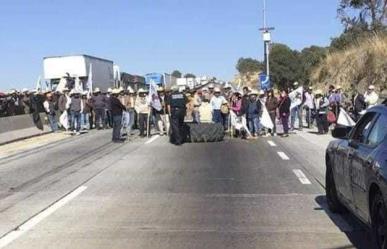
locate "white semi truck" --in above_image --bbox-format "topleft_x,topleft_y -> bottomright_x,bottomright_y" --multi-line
43,55 -> 115,92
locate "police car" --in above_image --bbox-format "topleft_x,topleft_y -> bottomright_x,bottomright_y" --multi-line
326,101 -> 387,248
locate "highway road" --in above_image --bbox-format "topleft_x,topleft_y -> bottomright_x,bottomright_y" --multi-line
0,130 -> 376,248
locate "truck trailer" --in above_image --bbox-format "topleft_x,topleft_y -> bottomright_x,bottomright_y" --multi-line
43,55 -> 114,92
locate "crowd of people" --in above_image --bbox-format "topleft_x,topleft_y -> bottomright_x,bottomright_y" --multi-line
0,82 -> 382,143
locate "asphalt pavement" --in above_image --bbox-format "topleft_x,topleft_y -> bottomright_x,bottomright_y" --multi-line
0,130 -> 377,248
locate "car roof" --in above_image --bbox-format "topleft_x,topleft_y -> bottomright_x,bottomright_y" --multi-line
368,104 -> 387,115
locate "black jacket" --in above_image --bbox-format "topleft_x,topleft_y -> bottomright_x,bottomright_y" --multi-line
354,94 -> 366,114
278,96 -> 291,115
110,96 -> 126,116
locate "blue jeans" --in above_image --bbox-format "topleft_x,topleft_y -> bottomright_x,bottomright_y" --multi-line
112,115 -> 122,141
247,117 -> 260,135
212,110 -> 223,124
71,111 -> 81,132
81,113 -> 89,129
47,114 -> 58,132
290,105 -> 303,129
121,111 -> 130,134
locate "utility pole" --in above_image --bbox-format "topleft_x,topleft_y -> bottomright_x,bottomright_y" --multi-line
259,0 -> 274,81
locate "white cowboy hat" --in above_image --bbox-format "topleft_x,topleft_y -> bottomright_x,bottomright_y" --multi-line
259,90 -> 265,95
22,88 -> 29,93
315,89 -> 323,95
157,86 -> 165,92
112,88 -> 121,95
138,88 -> 147,93
127,86 -> 135,93
368,85 -> 375,90
214,87 -> 221,93
249,90 -> 259,96
107,88 -> 113,93
93,87 -> 100,93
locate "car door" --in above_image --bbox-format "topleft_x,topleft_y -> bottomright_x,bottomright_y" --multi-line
347,112 -> 378,219
334,139 -> 354,205
352,113 -> 387,220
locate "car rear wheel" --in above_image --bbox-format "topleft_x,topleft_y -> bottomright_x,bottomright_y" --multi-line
371,191 -> 387,249
326,163 -> 346,213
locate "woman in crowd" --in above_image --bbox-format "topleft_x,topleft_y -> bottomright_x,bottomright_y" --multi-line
265,89 -> 278,136
278,90 -> 291,137
231,92 -> 242,116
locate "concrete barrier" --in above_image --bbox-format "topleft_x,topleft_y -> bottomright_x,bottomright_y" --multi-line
0,113 -> 50,145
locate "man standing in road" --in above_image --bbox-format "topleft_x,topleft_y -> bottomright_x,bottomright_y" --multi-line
110,89 -> 126,143
365,85 -> 379,109
91,88 -> 106,130
210,87 -> 226,124
168,86 -> 187,145
43,92 -> 58,132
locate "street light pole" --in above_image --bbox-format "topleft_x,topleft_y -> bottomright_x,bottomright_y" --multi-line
259,0 -> 274,81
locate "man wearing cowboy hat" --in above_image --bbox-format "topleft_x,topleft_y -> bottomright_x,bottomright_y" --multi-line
126,87 -> 137,136
155,86 -> 170,136
245,90 -> 262,137
135,88 -> 150,137
91,87 -> 107,129
70,90 -> 83,135
314,89 -> 330,134
110,88 -> 126,142
43,92 -> 58,132
118,87 -> 131,137
210,87 -> 226,124
365,85 -> 379,109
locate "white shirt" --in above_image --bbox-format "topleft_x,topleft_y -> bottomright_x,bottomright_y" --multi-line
304,92 -> 314,109
365,91 -> 379,108
210,96 -> 226,110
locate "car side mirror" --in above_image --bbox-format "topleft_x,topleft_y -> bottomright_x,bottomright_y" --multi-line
332,126 -> 352,139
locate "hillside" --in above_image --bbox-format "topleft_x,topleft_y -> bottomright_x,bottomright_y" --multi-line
311,35 -> 387,94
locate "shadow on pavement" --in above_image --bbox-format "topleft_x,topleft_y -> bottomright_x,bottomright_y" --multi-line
315,195 -> 377,249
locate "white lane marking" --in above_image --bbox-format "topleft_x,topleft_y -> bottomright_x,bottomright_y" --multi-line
277,151 -> 290,160
145,135 -> 160,144
0,185 -> 87,248
293,169 -> 312,185
267,140 -> 277,147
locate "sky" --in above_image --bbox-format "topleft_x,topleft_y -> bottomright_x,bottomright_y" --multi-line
0,0 -> 343,90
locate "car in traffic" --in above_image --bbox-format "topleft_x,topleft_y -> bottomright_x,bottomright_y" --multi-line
325,102 -> 387,248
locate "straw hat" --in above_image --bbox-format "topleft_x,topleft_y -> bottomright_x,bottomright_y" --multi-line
214,87 -> 221,93
107,88 -> 113,93
315,89 -> 323,95
368,85 -> 375,90
138,88 -> 147,94
127,86 -> 135,94
112,88 -> 121,95
249,90 -> 259,96
93,87 -> 101,93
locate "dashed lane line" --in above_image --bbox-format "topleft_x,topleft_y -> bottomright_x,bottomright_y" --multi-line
293,169 -> 312,185
277,151 -> 290,160
145,135 -> 160,144
0,185 -> 87,248
267,140 -> 277,147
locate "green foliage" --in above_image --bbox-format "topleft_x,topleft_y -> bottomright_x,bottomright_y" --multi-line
299,46 -> 327,84
171,70 -> 182,78
269,44 -> 302,89
184,73 -> 196,78
236,58 -> 264,74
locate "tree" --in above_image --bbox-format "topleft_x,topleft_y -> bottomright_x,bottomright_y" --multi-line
330,22 -> 370,51
269,43 -> 303,89
299,46 -> 327,85
338,0 -> 387,32
184,73 -> 196,78
236,58 -> 264,74
171,70 -> 182,78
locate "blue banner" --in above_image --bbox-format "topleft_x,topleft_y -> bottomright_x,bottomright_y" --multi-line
145,73 -> 164,85
259,73 -> 271,90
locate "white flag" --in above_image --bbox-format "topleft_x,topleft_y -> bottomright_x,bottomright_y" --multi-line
59,111 -> 69,130
149,80 -> 162,111
260,100 -> 274,129
337,108 -> 356,127
87,64 -> 93,96
289,86 -> 304,110
35,75 -> 42,92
